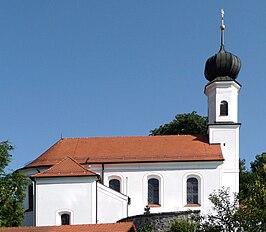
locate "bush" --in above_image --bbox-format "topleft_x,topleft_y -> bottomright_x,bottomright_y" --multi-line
138,224 -> 154,232
170,219 -> 197,232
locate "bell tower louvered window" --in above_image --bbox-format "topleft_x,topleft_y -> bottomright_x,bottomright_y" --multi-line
220,100 -> 228,116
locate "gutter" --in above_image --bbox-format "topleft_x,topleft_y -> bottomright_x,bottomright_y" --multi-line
30,177 -> 37,226
101,163 -> 104,184
96,181 -> 98,224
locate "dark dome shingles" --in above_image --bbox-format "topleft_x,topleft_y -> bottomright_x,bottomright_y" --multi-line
204,47 -> 241,82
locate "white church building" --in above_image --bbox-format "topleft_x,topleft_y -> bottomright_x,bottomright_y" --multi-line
20,15 -> 241,227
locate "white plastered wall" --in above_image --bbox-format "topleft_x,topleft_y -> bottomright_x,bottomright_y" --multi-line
22,160 -> 224,225
34,176 -> 97,226
205,80 -> 241,195
209,125 -> 240,193
97,183 -> 128,223
205,81 -> 240,124
91,161 -> 223,216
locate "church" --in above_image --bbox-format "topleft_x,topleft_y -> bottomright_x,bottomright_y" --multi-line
20,12 -> 241,227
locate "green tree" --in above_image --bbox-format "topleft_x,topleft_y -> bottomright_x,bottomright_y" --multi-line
239,154 -> 266,203
198,188 -> 241,232
196,182 -> 266,231
238,154 -> 266,231
239,159 -> 255,202
226,153 -> 266,231
250,152 -> 266,173
150,111 -> 207,136
0,141 -> 27,227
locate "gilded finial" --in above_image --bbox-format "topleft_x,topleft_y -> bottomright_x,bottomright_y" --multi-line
220,8 -> 225,49
220,8 -> 225,30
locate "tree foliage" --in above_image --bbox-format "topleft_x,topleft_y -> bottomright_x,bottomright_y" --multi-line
238,153 -> 266,231
250,152 -> 266,173
0,141 -> 13,173
150,111 -> 208,136
138,224 -> 154,232
197,188 -> 241,232
0,141 -> 27,227
170,219 -> 198,232
197,158 -> 266,231
239,159 -> 256,201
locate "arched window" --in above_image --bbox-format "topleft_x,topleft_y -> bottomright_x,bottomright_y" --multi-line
28,184 -> 33,211
220,100 -> 228,116
187,177 -> 198,204
148,178 -> 159,204
61,213 -> 70,225
109,179 -> 120,192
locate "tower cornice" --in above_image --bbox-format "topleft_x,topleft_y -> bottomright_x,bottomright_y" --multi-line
204,78 -> 241,95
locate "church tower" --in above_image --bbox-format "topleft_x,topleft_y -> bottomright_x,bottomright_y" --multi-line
204,9 -> 241,193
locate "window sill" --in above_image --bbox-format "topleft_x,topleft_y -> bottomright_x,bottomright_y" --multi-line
147,204 -> 161,207
184,204 -> 201,207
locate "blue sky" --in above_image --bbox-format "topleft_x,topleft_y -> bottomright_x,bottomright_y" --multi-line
0,1 -> 265,170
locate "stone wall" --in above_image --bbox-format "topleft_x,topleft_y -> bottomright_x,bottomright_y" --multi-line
118,210 -> 200,232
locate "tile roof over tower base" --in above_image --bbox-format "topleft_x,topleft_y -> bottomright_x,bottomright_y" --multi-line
25,135 -> 223,168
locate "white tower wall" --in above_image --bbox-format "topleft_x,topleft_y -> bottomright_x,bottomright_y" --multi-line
205,81 -> 240,124
205,80 -> 241,194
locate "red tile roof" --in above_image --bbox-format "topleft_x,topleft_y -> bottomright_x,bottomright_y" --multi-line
25,135 -> 223,168
0,222 -> 137,232
33,157 -> 98,178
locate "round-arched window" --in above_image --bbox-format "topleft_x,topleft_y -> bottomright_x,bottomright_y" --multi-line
109,179 -> 121,192
148,178 -> 159,204
187,177 -> 199,204
61,213 -> 70,225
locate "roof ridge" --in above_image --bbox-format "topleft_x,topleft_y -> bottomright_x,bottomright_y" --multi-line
61,134 -> 204,139
65,156 -> 94,173
32,156 -> 98,178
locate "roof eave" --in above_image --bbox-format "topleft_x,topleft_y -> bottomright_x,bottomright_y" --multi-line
26,158 -> 224,170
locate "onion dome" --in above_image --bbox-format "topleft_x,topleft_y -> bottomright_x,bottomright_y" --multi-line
204,9 -> 241,82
